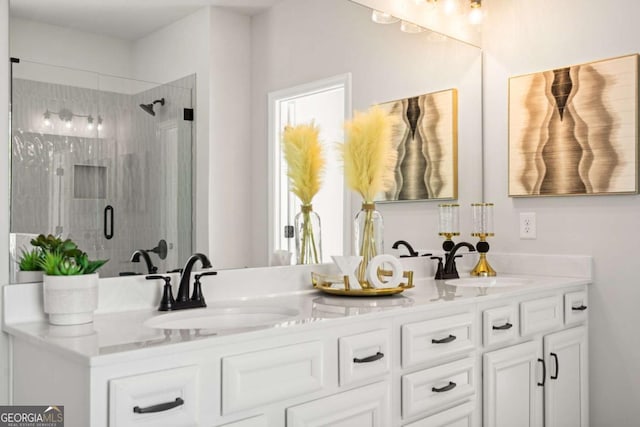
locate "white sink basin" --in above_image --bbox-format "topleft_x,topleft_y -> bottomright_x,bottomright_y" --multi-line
144,306 -> 300,331
444,277 -> 531,288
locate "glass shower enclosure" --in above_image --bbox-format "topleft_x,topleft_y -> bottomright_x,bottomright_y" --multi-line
10,60 -> 193,280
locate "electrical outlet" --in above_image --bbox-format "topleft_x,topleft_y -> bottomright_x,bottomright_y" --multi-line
520,212 -> 536,239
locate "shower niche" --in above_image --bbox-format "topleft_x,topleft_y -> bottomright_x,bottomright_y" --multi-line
10,60 -> 194,280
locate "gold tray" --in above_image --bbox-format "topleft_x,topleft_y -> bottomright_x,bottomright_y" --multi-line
312,270 -> 414,297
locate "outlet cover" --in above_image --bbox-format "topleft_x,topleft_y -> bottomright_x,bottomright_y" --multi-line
520,212 -> 536,239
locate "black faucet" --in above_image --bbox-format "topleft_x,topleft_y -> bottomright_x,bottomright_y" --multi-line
442,242 -> 476,279
176,253 -> 213,307
392,240 -> 419,257
130,249 -> 157,274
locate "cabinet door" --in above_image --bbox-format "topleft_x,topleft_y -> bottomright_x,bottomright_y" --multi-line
287,381 -> 390,427
483,341 -> 543,427
544,326 -> 588,427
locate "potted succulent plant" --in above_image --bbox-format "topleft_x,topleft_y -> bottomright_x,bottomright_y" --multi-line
16,246 -> 44,283
32,234 -> 108,326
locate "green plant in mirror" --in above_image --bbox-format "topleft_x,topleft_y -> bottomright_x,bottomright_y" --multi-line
32,234 -> 108,276
17,247 -> 43,272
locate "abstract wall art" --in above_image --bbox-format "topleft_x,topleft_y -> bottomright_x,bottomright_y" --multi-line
376,88 -> 458,202
509,54 -> 638,196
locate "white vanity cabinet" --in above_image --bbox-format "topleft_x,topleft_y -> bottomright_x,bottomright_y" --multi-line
481,290 -> 589,427
6,279 -> 590,427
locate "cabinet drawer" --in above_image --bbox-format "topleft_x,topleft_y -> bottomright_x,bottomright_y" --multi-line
520,295 -> 563,336
287,381 -> 390,427
109,365 -> 198,427
402,357 -> 475,419
217,415 -> 267,426
564,290 -> 588,325
402,313 -> 475,367
403,400 -> 474,427
339,329 -> 390,386
222,341 -> 324,414
483,305 -> 518,346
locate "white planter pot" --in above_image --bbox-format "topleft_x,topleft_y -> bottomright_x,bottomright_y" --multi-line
43,273 -> 99,326
16,270 -> 44,283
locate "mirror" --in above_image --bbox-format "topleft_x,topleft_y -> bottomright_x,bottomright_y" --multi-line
8,0 -> 482,279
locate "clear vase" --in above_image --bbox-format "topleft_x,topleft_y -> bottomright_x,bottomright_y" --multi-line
295,204 -> 322,264
354,202 -> 384,283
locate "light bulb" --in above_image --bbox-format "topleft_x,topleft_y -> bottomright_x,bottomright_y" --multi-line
97,116 -> 103,131
443,0 -> 457,15
469,6 -> 483,24
371,10 -> 400,24
43,110 -> 51,127
65,120 -> 72,129
87,115 -> 94,130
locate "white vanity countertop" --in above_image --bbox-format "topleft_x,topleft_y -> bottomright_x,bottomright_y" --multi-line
3,269 -> 590,367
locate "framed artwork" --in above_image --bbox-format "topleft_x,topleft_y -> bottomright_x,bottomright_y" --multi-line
376,88 -> 458,202
509,54 -> 638,196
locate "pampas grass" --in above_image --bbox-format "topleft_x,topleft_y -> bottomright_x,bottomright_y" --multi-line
342,105 -> 397,203
282,123 -> 325,205
282,122 -> 325,264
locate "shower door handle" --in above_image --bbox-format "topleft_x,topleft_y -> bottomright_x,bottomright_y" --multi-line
104,205 -> 114,240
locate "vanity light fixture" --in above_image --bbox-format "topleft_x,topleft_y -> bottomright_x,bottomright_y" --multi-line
371,9 -> 400,24
42,108 -> 103,131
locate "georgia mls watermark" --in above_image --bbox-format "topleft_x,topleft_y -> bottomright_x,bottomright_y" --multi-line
0,406 -> 64,427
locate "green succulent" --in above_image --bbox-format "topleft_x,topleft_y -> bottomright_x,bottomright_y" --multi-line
18,247 -> 43,272
34,234 -> 109,276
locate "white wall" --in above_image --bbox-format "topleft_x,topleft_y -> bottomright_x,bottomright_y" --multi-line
1,0 -> 10,405
10,17 -> 133,79
482,1 -> 640,424
250,0 -> 482,266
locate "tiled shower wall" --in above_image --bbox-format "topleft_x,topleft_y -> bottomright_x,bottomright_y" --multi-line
10,74 -> 193,279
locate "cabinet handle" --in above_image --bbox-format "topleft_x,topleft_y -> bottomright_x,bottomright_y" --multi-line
537,358 -> 546,387
492,322 -> 513,330
432,381 -> 457,393
353,352 -> 384,363
572,305 -> 587,311
550,352 -> 559,380
432,334 -> 456,344
133,397 -> 184,414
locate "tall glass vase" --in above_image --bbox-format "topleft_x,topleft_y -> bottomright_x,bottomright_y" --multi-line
295,204 -> 322,264
354,202 -> 383,283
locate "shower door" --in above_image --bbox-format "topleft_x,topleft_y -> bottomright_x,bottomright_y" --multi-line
9,60 -> 193,280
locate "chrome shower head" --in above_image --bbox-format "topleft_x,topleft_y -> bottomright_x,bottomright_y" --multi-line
139,98 -> 165,116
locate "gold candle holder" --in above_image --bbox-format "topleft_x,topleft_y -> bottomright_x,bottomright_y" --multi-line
471,203 -> 496,277
471,233 -> 496,276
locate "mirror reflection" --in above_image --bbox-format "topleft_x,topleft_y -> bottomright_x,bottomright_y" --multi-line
8,0 -> 483,281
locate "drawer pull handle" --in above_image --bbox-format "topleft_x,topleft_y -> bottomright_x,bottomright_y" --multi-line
432,334 -> 456,344
432,381 -> 457,393
537,358 -> 546,387
492,322 -> 513,330
133,397 -> 184,414
572,305 -> 587,311
550,352 -> 559,380
353,352 -> 384,363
